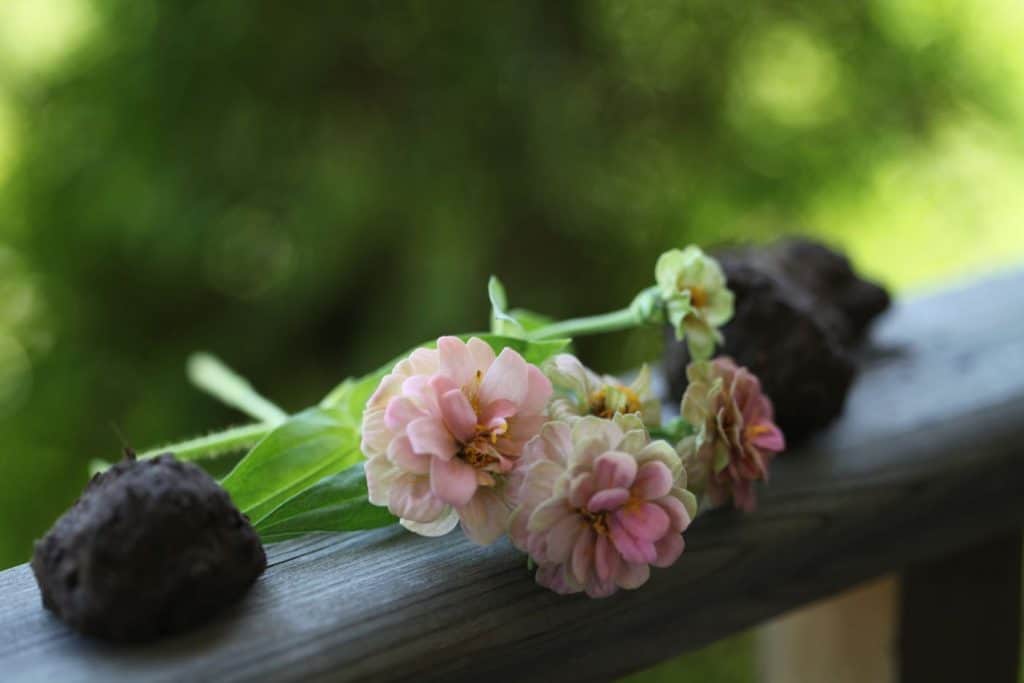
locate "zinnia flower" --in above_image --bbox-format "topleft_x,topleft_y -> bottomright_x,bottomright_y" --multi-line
544,353 -> 660,427
361,336 -> 552,544
676,357 -> 785,512
655,246 -> 734,361
508,414 -> 697,597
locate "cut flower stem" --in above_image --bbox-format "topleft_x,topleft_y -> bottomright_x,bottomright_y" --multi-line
137,422 -> 274,462
529,307 -> 640,340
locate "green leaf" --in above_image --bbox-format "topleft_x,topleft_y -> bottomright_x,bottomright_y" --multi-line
255,464 -> 397,543
319,373 -> 385,428
473,334 -> 571,365
648,417 -> 694,443
488,275 -> 525,336
221,407 -> 362,524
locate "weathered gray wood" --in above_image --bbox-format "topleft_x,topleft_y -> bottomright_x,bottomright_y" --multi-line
2,269 -> 1024,683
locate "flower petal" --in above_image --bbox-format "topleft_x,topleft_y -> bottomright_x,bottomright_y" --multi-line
592,451 -> 638,490
652,533 -> 684,568
388,435 -> 430,475
360,406 -> 392,458
508,506 -> 530,551
478,347 -> 529,407
568,473 -> 596,509
402,375 -> 440,416
466,337 -> 496,372
388,473 -> 446,523
519,364 -> 553,415
457,487 -> 509,545
615,561 -> 650,590
571,528 -> 595,586
429,455 -> 478,507
632,461 -> 674,499
528,497 -> 572,533
364,454 -> 398,506
401,507 -> 459,537
480,399 -> 517,429
594,534 -> 620,583
587,487 -> 630,512
407,416 -> 457,459
439,389 -> 477,442
438,335 -> 477,387
618,502 -> 670,541
536,564 -> 579,595
656,495 -> 692,534
584,577 -> 618,599
608,514 -> 657,564
751,423 -> 785,453
546,514 -> 584,564
384,396 -> 427,432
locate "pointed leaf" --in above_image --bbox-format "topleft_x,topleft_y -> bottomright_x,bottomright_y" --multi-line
221,407 -> 362,524
488,275 -> 524,336
256,465 -> 397,542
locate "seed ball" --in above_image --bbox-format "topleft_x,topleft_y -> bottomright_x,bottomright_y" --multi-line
31,453 -> 266,642
664,238 -> 890,442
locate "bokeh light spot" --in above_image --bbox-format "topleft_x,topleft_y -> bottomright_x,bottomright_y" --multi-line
729,23 -> 843,129
0,0 -> 97,77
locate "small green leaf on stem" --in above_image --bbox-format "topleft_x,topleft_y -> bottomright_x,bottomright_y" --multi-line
488,275 -> 525,336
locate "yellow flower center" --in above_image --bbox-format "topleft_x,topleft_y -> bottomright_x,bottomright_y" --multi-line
579,507 -> 610,535
588,385 -> 643,419
688,285 -> 709,309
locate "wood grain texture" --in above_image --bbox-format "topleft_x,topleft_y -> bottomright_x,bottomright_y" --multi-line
2,269 -> 1024,682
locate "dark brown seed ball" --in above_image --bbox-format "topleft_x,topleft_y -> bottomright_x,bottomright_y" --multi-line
31,453 -> 266,642
664,238 -> 890,442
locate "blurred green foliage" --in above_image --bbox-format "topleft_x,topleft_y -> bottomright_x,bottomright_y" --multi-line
0,6 -> 1023,669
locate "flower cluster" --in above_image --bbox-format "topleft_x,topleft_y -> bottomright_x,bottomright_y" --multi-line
361,336 -> 552,544
361,335 -> 700,596
508,415 -> 696,597
676,357 -> 785,511
359,247 -> 782,598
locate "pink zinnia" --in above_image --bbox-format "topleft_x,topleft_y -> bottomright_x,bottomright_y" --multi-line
508,415 -> 697,598
677,357 -> 785,512
361,336 -> 552,544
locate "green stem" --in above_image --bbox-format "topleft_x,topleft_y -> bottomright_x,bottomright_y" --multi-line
137,422 -> 274,461
529,307 -> 641,341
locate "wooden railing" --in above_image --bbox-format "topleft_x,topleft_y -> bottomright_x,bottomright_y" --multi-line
2,270 -> 1023,682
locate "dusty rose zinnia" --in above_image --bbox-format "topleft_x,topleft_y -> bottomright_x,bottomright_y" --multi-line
676,357 -> 785,512
508,414 -> 697,598
361,336 -> 552,544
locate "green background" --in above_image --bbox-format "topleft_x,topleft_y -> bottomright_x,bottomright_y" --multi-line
2,2 -> 1024,680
